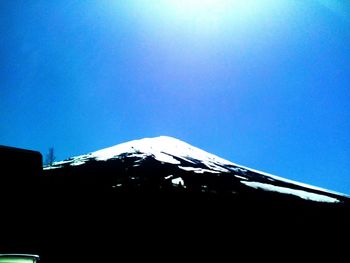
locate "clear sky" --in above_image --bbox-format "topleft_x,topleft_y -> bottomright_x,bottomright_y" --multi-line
1,0 -> 350,194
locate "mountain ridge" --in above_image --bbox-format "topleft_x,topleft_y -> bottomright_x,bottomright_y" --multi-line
44,136 -> 348,203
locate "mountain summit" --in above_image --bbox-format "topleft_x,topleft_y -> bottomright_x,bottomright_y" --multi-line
3,136 -> 349,260
45,136 -> 347,204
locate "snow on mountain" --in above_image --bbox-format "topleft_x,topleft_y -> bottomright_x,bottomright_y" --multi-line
45,136 -> 346,203
241,181 -> 339,203
47,136 -> 236,172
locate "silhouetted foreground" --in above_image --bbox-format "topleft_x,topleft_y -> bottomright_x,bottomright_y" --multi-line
0,145 -> 42,185
1,141 -> 349,261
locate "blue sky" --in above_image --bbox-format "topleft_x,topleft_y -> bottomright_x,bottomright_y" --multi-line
1,0 -> 350,194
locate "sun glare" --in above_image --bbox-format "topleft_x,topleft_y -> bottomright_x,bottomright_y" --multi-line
127,0 -> 269,39
168,0 -> 231,12
160,0 -> 255,21
130,0 -> 276,32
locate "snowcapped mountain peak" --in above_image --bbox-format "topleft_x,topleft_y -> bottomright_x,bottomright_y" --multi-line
45,136 -> 348,204
89,135 -> 232,167
47,136 -> 228,168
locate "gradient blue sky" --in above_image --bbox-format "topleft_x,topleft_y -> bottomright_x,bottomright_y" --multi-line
1,0 -> 350,194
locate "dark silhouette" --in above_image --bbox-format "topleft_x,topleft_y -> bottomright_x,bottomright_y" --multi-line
1,140 -> 349,262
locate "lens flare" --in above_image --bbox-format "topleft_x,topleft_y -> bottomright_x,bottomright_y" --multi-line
129,0 -> 278,38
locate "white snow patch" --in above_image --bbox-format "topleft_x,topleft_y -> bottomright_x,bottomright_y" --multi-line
128,153 -> 148,159
242,167 -> 350,198
178,166 -> 220,174
70,160 -> 86,166
164,175 -> 173,180
241,181 -> 340,203
43,165 -> 62,170
172,177 -> 184,186
153,153 -> 181,164
47,159 -> 72,167
55,160 -> 71,165
234,175 -> 247,180
200,161 -> 230,173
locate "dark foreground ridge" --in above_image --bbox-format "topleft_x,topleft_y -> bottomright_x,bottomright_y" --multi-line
1,137 -> 350,261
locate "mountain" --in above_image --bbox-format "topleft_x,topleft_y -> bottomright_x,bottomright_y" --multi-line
44,136 -> 347,204
2,136 -> 349,261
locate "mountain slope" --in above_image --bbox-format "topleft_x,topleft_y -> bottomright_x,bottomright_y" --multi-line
3,136 -> 349,262
44,136 -> 348,204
